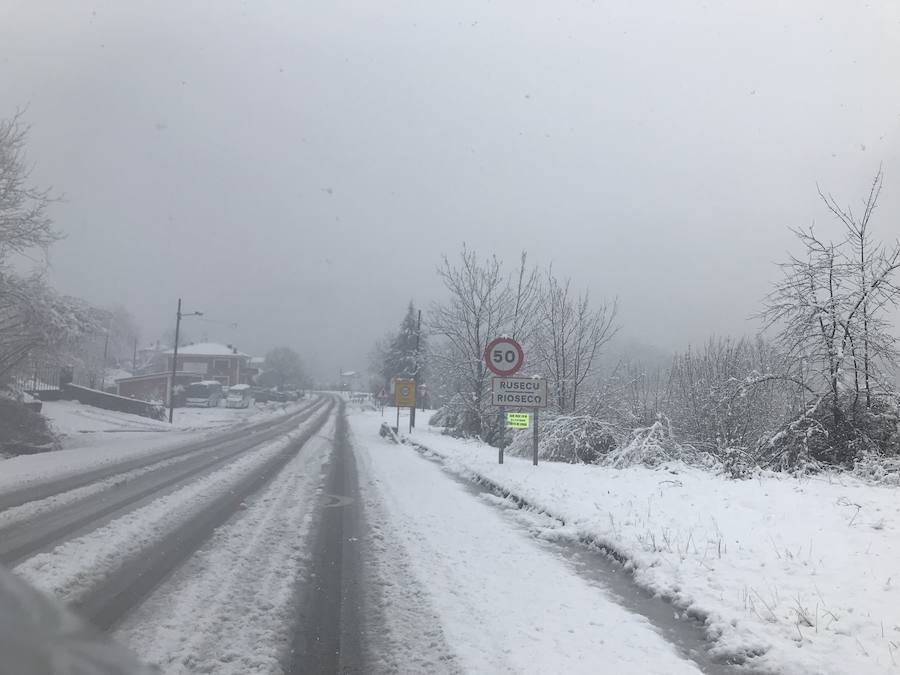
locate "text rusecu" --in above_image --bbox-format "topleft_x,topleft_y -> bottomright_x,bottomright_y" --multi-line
490,377 -> 548,408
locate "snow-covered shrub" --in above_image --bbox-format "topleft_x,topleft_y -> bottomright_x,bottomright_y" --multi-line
428,405 -> 455,429
429,393 -> 497,441
662,338 -> 795,455
758,394 -> 900,471
507,414 -> 621,464
851,452 -> 900,485
605,420 -> 723,471
501,412 -> 736,471
0,396 -> 59,456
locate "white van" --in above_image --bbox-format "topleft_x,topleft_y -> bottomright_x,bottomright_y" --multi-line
225,383 -> 253,409
185,380 -> 224,407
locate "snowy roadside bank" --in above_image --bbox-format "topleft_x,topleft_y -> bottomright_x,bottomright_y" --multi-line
349,412 -> 705,675
0,400 -> 310,493
43,399 -> 303,439
367,410 -> 900,675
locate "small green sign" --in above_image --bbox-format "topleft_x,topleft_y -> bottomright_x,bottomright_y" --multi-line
506,412 -> 531,429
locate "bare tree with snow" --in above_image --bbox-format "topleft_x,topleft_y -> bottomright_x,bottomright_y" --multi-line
533,269 -> 618,412
0,112 -> 60,263
816,167 -> 900,407
0,274 -> 104,382
428,246 -> 538,441
0,112 -> 99,384
759,171 -> 900,465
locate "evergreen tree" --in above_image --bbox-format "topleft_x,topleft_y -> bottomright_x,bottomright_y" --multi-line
380,302 -> 425,387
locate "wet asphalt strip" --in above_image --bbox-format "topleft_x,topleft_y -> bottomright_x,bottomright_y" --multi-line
70,399 -> 336,631
287,402 -> 366,675
404,441 -> 771,675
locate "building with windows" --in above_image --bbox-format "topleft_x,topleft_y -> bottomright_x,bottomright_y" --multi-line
116,342 -> 259,404
116,371 -> 202,405
163,342 -> 253,386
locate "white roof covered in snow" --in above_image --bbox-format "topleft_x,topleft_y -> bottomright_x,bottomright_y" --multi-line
163,342 -> 248,357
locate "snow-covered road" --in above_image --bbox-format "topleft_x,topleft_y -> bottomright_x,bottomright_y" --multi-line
115,416 -> 337,674
2,400 -> 740,674
350,411 -> 706,674
1,399 -> 329,567
0,397 -> 337,673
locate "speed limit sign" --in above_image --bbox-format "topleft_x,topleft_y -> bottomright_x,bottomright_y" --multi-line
485,336 -> 525,376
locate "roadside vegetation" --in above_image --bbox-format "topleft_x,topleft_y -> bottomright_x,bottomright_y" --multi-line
376,170 -> 900,480
0,394 -> 58,457
0,112 -> 112,450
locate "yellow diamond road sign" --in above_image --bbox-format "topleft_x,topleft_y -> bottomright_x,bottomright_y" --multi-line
506,412 -> 530,429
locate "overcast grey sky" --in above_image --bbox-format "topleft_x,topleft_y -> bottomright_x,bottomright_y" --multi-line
2,0 -> 898,378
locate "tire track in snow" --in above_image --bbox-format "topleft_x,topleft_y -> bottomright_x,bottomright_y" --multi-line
287,403 -> 366,674
114,416 -> 337,674
13,399 -> 334,626
0,399 -> 328,565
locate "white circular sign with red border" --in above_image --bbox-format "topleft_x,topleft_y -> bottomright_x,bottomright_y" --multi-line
485,336 -> 525,376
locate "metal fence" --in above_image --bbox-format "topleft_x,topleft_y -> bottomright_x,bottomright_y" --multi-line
8,363 -> 104,393
9,365 -> 63,393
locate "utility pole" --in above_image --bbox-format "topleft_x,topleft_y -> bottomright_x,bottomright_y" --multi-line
410,309 -> 421,429
417,309 -> 427,412
168,298 -> 203,424
132,337 -> 138,374
169,300 -> 182,424
100,331 -> 110,390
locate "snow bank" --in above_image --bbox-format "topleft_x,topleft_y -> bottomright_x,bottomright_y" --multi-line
42,401 -> 172,436
43,399 -> 292,437
0,401 -> 308,493
385,412 -> 900,675
351,413 -> 704,675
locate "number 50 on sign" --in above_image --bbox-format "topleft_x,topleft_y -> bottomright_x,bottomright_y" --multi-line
485,337 -> 524,377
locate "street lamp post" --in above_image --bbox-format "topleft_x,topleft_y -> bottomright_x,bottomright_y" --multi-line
168,298 -> 203,424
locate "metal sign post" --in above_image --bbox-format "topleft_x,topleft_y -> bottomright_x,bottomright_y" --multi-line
485,337 -> 524,464
492,376 -> 547,465
484,336 -> 548,466
411,309 -> 422,429
393,378 -> 416,434
498,405 -> 505,465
